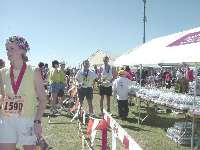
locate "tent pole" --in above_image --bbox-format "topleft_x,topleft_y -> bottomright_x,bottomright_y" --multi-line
191,63 -> 197,149
161,66 -> 163,89
138,64 -> 142,124
140,64 -> 142,87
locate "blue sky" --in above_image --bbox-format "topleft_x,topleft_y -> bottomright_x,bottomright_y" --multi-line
0,0 -> 200,67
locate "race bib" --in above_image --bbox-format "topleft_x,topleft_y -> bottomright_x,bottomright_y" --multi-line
2,95 -> 25,117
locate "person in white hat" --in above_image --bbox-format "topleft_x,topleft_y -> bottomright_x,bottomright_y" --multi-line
113,70 -> 132,119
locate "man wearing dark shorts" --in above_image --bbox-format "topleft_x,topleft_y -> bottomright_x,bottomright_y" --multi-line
99,56 -> 114,114
75,60 -> 97,114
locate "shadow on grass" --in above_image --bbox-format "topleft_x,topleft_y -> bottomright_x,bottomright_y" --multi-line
108,116 -> 151,132
143,115 -> 186,129
121,124 -> 151,132
132,111 -> 186,130
43,112 -> 73,118
48,121 -> 75,125
125,117 -> 138,123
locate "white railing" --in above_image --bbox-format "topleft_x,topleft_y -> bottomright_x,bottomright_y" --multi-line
103,109 -> 142,150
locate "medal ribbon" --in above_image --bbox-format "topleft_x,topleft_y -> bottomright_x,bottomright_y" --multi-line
10,63 -> 27,95
83,70 -> 89,82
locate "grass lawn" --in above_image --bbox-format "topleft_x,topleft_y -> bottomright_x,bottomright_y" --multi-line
18,94 -> 195,150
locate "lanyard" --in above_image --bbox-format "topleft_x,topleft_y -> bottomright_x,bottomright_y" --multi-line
83,70 -> 89,79
10,63 -> 27,95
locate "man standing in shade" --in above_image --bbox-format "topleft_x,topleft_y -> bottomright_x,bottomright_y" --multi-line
75,60 -> 97,114
99,56 -> 114,115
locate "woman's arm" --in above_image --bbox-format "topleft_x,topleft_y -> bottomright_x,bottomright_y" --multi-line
34,68 -> 47,121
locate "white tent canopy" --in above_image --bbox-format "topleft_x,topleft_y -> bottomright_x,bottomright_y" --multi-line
113,48 -> 138,66
114,27 -> 200,149
116,27 -> 200,66
113,53 -> 128,66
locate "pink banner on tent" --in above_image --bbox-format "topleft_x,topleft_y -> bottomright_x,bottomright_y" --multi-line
167,31 -> 200,47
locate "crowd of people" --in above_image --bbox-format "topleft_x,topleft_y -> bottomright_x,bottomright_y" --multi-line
35,55 -> 135,119
0,36 -> 135,150
74,56 -> 137,119
0,35 -> 196,149
133,65 -> 195,94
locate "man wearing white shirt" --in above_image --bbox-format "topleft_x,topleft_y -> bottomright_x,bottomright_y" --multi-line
75,60 -> 97,114
99,56 -> 114,114
113,70 -> 132,119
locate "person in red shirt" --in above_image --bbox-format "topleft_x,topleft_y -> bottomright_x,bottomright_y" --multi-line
163,69 -> 172,89
125,66 -> 134,81
185,66 -> 194,82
